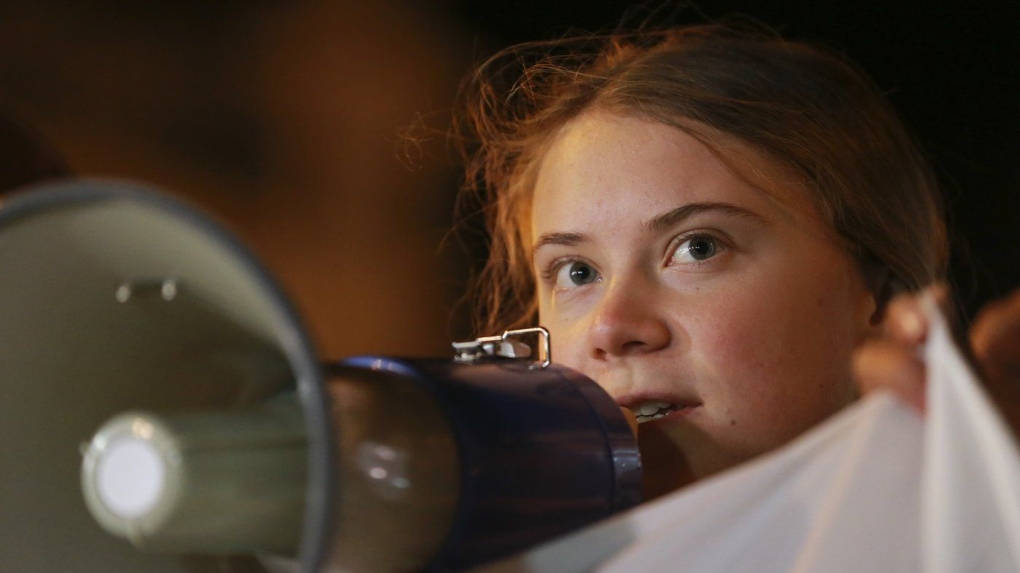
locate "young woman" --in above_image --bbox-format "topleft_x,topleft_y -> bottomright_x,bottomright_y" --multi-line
453,22 -> 1020,499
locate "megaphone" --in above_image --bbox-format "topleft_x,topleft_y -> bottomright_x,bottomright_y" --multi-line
0,180 -> 641,573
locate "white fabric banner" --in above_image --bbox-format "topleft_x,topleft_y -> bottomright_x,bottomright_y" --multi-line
476,312 -> 1020,572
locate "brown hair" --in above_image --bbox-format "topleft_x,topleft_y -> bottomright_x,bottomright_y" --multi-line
453,23 -> 947,335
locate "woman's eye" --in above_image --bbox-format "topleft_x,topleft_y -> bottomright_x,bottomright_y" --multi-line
671,235 -> 722,264
556,260 -> 600,287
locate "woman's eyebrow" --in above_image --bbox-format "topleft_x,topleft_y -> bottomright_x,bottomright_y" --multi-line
643,202 -> 769,233
532,203 -> 766,257
532,231 -> 590,258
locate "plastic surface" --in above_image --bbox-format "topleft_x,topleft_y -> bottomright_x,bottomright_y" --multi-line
0,181 -> 325,573
318,364 -> 461,573
0,181 -> 642,573
81,406 -> 307,555
340,357 -> 642,572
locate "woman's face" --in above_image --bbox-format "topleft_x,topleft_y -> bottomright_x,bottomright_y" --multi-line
530,110 -> 878,496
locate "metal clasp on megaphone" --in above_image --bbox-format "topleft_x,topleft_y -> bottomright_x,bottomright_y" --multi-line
451,326 -> 551,369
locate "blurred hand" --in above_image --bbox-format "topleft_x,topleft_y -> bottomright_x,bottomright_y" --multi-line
854,286 -> 1020,435
853,287 -> 942,414
970,289 -> 1020,431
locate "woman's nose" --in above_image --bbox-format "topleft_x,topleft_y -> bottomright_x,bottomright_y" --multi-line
588,280 -> 671,359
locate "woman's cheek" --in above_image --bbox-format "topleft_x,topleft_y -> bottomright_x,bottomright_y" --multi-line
542,312 -> 588,371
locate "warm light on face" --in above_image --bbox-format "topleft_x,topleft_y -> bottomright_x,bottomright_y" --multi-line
530,110 -> 877,496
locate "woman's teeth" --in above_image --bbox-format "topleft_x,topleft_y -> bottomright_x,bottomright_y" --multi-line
633,400 -> 680,423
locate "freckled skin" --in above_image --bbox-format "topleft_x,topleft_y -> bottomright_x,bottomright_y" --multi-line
530,111 -> 879,497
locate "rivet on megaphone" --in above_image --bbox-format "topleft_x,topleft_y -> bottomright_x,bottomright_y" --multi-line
115,279 -> 179,303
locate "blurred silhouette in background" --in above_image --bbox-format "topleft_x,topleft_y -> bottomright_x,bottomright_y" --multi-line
0,113 -> 71,193
0,0 -> 474,358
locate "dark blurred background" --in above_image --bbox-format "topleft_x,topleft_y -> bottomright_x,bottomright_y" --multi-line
0,0 -> 1016,358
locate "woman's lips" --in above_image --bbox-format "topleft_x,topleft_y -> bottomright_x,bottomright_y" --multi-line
623,398 -> 703,424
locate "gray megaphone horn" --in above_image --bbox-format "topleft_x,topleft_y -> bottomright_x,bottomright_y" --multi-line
0,180 -> 640,573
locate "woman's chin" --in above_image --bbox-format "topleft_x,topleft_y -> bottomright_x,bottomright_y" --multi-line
638,426 -> 697,500
637,421 -> 754,501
